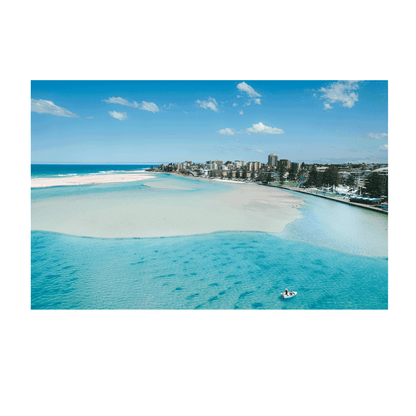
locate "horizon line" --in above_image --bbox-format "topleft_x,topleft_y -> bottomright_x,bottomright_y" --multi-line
31,162 -> 163,165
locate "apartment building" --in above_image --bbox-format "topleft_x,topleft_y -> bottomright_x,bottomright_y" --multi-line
268,153 -> 279,168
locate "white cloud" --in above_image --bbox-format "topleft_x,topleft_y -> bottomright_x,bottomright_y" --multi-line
228,145 -> 265,153
237,82 -> 261,98
237,82 -> 262,106
86,116 -> 94,119
319,81 -> 360,109
380,144 -> 388,150
239,111 -> 243,115
31,99 -> 78,118
103,96 -> 160,112
239,146 -> 264,153
246,122 -> 284,135
140,101 -> 160,113
232,103 -> 238,107
195,97 -> 219,112
108,111 -> 128,121
337,132 -> 388,140
217,128 -> 236,135
365,132 -> 388,140
103,97 -> 139,108
336,132 -> 389,141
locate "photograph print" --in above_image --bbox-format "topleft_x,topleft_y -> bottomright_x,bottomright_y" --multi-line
31,80 -> 388,309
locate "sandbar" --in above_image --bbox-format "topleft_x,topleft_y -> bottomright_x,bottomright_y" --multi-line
31,173 -> 156,188
31,178 -> 304,238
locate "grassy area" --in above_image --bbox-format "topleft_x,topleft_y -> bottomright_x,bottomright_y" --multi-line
310,190 -> 346,199
270,181 -> 298,187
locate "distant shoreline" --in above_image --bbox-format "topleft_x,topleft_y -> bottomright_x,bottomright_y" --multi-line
162,171 -> 251,184
162,171 -> 388,215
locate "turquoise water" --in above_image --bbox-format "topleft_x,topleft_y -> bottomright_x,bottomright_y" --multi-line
31,171 -> 230,203
31,164 -> 153,178
31,231 -> 387,309
279,190 -> 388,258
31,166 -> 388,309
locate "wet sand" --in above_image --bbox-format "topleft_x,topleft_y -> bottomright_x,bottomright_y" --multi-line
31,177 -> 304,238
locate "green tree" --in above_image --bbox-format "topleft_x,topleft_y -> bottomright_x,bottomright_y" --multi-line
305,165 -> 318,187
322,165 -> 339,187
279,166 -> 286,184
316,172 -> 323,188
346,174 -> 355,188
322,169 -> 330,186
364,172 -> 383,198
258,172 -> 270,183
288,164 -> 297,182
330,165 -> 339,187
297,163 -> 306,182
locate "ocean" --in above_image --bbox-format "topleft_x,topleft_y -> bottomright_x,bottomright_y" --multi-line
31,164 -> 154,179
31,165 -> 388,309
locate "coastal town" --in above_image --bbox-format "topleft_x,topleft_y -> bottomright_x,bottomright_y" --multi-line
153,153 -> 388,212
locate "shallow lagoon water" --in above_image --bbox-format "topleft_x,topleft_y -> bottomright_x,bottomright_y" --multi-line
279,190 -> 388,258
31,231 -> 387,309
31,169 -> 388,309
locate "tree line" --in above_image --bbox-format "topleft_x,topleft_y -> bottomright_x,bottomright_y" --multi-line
303,165 -> 339,188
301,166 -> 387,199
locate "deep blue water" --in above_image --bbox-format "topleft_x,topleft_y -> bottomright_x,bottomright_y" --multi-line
31,164 -> 153,178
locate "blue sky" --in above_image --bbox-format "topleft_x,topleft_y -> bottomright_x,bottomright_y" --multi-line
31,80 -> 388,164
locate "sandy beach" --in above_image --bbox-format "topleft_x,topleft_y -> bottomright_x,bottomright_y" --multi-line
31,176 -> 304,238
31,173 -> 156,188
211,178 -> 247,184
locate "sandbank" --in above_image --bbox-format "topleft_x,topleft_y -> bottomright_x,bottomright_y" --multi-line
31,178 -> 304,238
31,173 -> 156,188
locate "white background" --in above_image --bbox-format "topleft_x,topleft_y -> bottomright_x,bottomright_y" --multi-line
14,66 -> 404,326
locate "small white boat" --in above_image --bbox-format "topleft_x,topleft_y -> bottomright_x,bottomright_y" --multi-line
281,290 -> 297,300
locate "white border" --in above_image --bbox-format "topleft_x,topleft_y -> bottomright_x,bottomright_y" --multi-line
15,65 -> 404,326
13,67 -> 15,325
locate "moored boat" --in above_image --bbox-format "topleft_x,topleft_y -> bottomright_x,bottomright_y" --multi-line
281,289 -> 297,300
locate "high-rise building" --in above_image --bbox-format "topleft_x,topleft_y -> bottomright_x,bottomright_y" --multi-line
235,160 -> 246,168
206,162 -> 218,170
280,159 -> 291,169
248,161 -> 261,171
268,153 -> 279,168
